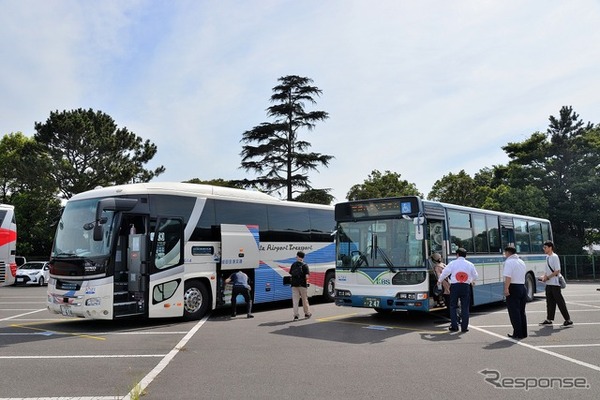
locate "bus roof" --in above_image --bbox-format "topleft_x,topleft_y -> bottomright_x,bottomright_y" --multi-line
69,182 -> 333,210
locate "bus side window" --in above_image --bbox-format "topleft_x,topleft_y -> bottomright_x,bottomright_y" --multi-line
154,218 -> 184,269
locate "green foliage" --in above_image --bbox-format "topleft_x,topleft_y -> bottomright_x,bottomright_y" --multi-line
293,188 -> 334,205
480,184 -> 548,218
500,106 -> 599,254
0,133 -> 61,256
34,108 -> 165,198
346,170 -> 421,200
239,76 -> 333,200
427,170 -> 480,206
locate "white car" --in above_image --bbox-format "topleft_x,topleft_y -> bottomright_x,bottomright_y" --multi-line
15,261 -> 50,286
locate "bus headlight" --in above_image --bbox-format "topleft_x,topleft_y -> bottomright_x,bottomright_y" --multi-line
85,298 -> 101,307
397,293 -> 427,300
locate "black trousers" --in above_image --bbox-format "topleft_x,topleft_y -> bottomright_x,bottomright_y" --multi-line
449,283 -> 471,331
545,285 -> 570,321
506,283 -> 528,338
231,285 -> 252,316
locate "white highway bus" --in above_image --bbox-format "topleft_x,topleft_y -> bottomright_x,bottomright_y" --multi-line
334,196 -> 552,313
0,204 -> 18,287
47,182 -> 335,320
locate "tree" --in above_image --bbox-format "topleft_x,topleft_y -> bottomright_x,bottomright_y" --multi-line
294,188 -> 334,205
0,132 -> 61,256
239,75 -> 333,200
502,106 -> 599,253
346,170 -> 421,200
427,170 -> 479,206
34,108 -> 165,198
480,184 -> 549,218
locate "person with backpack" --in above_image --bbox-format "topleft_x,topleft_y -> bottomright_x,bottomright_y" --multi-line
290,251 -> 312,321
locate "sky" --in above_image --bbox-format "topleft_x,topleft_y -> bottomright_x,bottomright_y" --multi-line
1,0 -> 600,202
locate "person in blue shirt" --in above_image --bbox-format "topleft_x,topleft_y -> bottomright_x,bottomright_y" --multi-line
225,270 -> 254,318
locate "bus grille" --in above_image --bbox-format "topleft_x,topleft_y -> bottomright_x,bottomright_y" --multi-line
0,262 -> 5,283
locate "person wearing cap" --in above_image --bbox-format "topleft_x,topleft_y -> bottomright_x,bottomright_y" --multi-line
437,248 -> 478,333
503,246 -> 527,339
289,251 -> 311,321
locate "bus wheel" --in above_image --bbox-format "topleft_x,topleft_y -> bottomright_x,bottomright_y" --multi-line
183,281 -> 210,321
525,273 -> 536,302
323,271 -> 335,302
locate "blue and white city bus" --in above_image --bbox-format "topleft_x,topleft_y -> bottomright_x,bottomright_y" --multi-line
47,182 -> 335,320
334,196 -> 552,313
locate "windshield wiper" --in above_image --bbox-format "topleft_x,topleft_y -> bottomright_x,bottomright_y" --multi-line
54,252 -> 78,257
350,250 -> 368,272
377,248 -> 396,272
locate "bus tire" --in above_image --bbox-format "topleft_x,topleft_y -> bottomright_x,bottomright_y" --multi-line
182,280 -> 210,321
525,273 -> 536,302
323,271 -> 335,302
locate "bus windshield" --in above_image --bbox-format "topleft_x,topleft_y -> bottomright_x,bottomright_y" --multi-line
52,199 -> 116,258
336,218 -> 424,270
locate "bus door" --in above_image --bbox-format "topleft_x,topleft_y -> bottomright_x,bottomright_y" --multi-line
220,224 -> 260,305
147,217 -> 185,318
113,215 -> 152,318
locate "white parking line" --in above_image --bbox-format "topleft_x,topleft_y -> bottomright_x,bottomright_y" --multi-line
539,344 -> 600,349
0,331 -> 188,336
0,308 -> 47,321
0,354 -> 167,359
470,325 -> 600,372
0,397 -> 116,400
122,315 -> 209,400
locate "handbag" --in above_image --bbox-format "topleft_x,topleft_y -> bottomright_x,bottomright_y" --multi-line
558,274 -> 567,289
547,260 -> 567,289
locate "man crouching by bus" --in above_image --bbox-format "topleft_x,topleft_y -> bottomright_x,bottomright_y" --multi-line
437,248 -> 478,333
225,270 -> 254,318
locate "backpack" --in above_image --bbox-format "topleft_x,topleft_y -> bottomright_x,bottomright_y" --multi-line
290,262 -> 306,284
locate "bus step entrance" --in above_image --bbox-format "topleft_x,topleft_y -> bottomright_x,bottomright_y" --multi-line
114,300 -> 142,317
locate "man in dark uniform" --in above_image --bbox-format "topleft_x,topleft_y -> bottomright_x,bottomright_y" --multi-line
225,270 -> 253,318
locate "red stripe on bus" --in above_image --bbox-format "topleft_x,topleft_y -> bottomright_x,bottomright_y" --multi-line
0,228 -> 17,246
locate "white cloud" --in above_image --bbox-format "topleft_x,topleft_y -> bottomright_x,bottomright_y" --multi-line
2,0 -> 600,202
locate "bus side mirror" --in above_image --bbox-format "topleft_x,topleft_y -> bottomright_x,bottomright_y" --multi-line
93,224 -> 103,241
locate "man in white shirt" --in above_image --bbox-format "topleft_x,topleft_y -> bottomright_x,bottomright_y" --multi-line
438,248 -> 478,333
539,241 -> 572,326
503,246 -> 527,339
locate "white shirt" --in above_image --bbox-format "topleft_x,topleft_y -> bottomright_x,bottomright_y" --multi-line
438,256 -> 478,284
503,254 -> 526,284
545,253 -> 561,286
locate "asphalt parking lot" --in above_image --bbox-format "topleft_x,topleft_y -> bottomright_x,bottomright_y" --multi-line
1,283 -> 600,399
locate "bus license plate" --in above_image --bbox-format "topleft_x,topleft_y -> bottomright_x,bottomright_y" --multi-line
60,305 -> 72,317
363,297 -> 380,308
